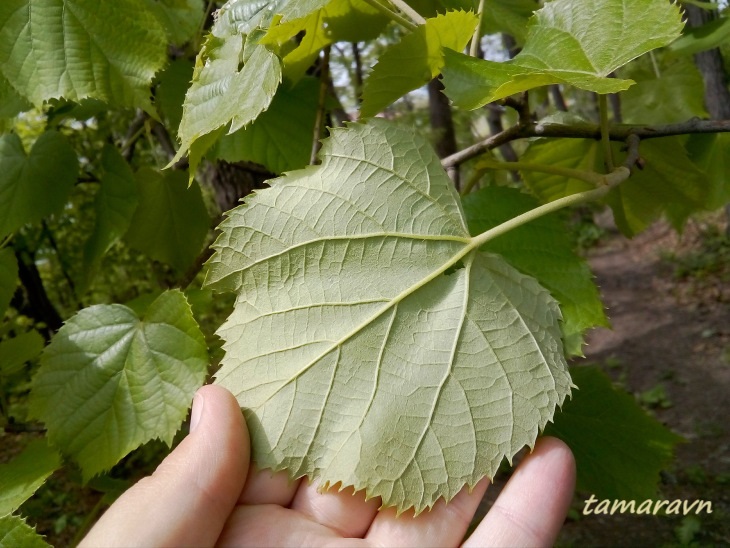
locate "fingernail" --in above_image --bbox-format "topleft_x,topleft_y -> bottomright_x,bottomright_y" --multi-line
190,392 -> 204,433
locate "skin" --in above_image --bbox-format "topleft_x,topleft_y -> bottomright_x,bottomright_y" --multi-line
81,385 -> 576,548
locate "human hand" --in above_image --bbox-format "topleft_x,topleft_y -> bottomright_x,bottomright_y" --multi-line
81,385 -> 575,547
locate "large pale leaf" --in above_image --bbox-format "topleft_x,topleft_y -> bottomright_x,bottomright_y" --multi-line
207,119 -> 571,513
463,186 -> 608,357
0,132 -> 78,240
173,1 -> 283,162
442,0 -> 684,109
0,248 -> 17,319
29,290 -> 208,481
82,145 -> 139,289
546,367 -> 683,500
0,0 -> 167,112
0,439 -> 61,517
0,515 -> 48,548
211,77 -> 320,173
124,169 -> 210,272
360,11 -> 478,118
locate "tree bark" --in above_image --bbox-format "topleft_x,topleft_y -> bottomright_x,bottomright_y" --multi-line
427,78 -> 460,188
686,5 -> 730,120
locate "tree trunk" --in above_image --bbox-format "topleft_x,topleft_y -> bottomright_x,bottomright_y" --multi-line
427,78 -> 460,188
686,5 -> 730,120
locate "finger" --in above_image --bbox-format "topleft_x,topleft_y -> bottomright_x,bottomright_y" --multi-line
289,481 -> 381,537
80,385 -> 249,548
365,478 -> 490,547
463,436 -> 576,548
238,466 -> 301,506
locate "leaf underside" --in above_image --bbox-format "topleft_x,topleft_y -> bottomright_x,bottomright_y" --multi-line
207,119 -> 571,514
442,0 -> 684,109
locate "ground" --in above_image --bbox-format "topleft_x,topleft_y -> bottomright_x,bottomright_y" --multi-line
3,217 -> 729,546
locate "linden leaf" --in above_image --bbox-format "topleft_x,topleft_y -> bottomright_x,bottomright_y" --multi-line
442,0 -> 684,109
206,119 -> 572,514
29,290 -> 208,481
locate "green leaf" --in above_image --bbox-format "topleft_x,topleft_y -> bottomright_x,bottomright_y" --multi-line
211,77 -> 320,173
0,515 -> 48,548
442,0 -> 684,109
156,59 -> 195,138
519,137 -> 602,203
0,75 -> 30,119
124,169 -> 210,272
481,0 -> 537,45
0,132 -> 78,240
620,57 -> 707,125
546,366 -> 683,500
463,186 -> 608,357
173,1 -> 283,162
207,119 -> 571,514
686,132 -> 730,210
0,0 -> 168,112
0,248 -> 18,319
607,138 -> 709,236
0,439 -> 61,517
669,15 -> 730,56
147,0 -> 206,46
29,290 -> 209,481
82,146 -> 139,290
0,331 -> 44,377
361,11 -> 478,118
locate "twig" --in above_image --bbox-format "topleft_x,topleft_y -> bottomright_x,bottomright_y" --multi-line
360,0 -> 417,31
599,94 -> 614,171
469,0 -> 486,57
442,118 -> 730,168
388,0 -> 426,25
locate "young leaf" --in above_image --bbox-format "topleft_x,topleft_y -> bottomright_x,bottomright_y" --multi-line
0,0 -> 167,112
124,169 -> 210,272
0,439 -> 61,517
0,132 -> 78,240
668,15 -> 730,56
0,331 -> 44,376
0,515 -> 48,548
361,11 -> 478,118
463,186 -> 608,357
29,290 -> 209,481
0,248 -> 17,319
206,119 -> 572,514
442,0 -> 684,109
546,367 -> 683,500
82,145 -> 139,290
173,3 -> 283,163
211,77 -> 320,173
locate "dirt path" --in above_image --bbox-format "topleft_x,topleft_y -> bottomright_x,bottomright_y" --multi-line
558,221 -> 730,546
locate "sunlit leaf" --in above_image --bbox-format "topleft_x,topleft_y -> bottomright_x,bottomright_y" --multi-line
29,290 -> 208,481
443,0 -> 684,109
0,0 -> 167,112
207,119 -> 571,514
0,515 -> 48,548
546,367 -> 683,500
361,11 -> 478,117
0,132 -> 78,240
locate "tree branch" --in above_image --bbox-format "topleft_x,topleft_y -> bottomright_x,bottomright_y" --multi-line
442,118 -> 730,168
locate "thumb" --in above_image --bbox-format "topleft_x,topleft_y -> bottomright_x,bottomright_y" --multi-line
80,384 -> 250,548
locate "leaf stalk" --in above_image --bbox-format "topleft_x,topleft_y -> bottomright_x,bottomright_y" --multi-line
360,0 -> 418,31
